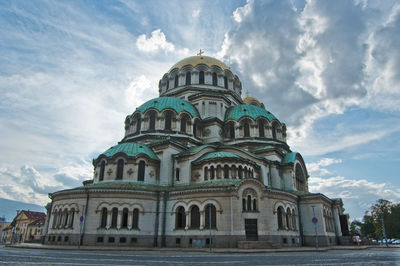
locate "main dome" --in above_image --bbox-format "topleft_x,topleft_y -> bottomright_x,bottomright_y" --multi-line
168,55 -> 231,73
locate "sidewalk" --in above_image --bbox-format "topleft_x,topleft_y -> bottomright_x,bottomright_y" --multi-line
6,243 -> 394,253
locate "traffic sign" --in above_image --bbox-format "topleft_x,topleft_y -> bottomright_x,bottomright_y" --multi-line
312,217 -> 318,224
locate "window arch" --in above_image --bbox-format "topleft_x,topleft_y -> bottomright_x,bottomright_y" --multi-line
199,71 -> 204,84
242,198 -> 246,211
138,160 -> 145,181
228,123 -> 235,139
180,116 -> 187,133
210,166 -> 215,180
204,167 -> 209,180
224,76 -> 228,89
295,164 -> 306,191
69,208 -> 75,228
216,165 -> 222,179
247,195 -> 252,211
212,73 -> 217,86
224,165 -> 229,179
99,161 -> 105,181
277,207 -> 284,229
292,210 -> 296,230
205,204 -> 216,229
165,111 -> 172,130
244,123 -> 250,137
253,198 -> 257,211
149,111 -> 156,130
175,206 -> 186,229
286,208 -> 291,229
100,207 -> 107,228
174,75 -> 179,88
238,166 -> 243,179
258,120 -> 265,137
132,208 -> 139,229
272,122 -> 278,139
111,207 -> 118,228
134,114 -> 141,133
186,72 -> 191,85
116,159 -> 124,180
166,79 -> 169,90
122,208 -> 128,228
231,165 -> 237,178
190,206 -> 200,229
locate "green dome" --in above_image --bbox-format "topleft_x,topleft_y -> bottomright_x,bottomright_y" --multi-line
136,97 -> 200,117
225,104 -> 279,122
193,151 -> 243,164
99,142 -> 159,161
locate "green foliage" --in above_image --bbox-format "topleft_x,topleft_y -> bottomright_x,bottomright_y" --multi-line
359,199 -> 400,239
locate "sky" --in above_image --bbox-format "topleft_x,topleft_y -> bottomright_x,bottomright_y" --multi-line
0,0 -> 399,220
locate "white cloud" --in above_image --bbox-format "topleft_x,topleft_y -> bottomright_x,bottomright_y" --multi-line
136,29 -> 175,53
307,158 -> 342,176
309,176 -> 400,219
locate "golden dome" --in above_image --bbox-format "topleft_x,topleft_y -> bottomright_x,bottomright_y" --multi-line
168,55 -> 231,73
242,96 -> 264,108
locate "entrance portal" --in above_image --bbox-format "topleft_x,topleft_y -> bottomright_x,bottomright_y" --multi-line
245,219 -> 258,241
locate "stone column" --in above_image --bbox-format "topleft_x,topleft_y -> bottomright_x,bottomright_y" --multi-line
185,211 -> 190,230
106,210 -> 112,229
200,211 -> 205,230
117,210 -> 122,230
127,211 -> 133,230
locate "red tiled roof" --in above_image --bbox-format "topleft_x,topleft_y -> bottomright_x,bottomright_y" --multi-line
22,210 -> 46,222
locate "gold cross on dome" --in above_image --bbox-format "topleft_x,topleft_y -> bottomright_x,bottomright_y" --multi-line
197,49 -> 204,56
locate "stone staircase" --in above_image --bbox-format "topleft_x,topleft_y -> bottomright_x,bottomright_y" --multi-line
237,241 -> 281,249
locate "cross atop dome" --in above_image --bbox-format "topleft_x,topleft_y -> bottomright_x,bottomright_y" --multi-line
197,49 -> 204,56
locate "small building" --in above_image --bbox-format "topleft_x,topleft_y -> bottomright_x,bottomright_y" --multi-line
6,210 -> 46,243
0,220 -> 10,243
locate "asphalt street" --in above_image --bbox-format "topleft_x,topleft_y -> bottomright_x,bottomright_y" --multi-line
0,246 -> 399,265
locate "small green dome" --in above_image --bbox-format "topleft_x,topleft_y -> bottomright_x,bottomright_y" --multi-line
225,104 -> 279,122
193,151 -> 243,164
136,97 -> 200,117
99,142 -> 159,161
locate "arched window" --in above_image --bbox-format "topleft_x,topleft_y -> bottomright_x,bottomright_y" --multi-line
277,207 -> 284,229
165,111 -> 172,130
212,73 -> 217,86
242,198 -> 246,211
135,114 -> 141,133
176,206 -> 186,229
52,212 -> 57,228
174,75 -> 179,88
180,116 -> 187,133
100,207 -> 107,228
138,160 -> 145,181
205,204 -> 216,229
210,166 -> 215,179
253,198 -> 257,211
149,111 -> 156,130
216,165 -> 222,179
63,210 -> 69,227
99,161 -> 105,181
238,166 -> 243,179
224,165 -> 229,179
186,72 -> 191,85
229,123 -> 235,139
258,120 -> 265,137
247,195 -> 252,211
295,164 -> 305,191
190,206 -> 200,228
199,71 -> 204,84
224,76 -> 228,89
57,210 -> 62,227
111,208 -> 118,228
244,167 -> 248,178
193,121 -> 197,137
116,159 -> 124,180
286,208 -> 291,229
292,210 -> 296,230
204,167 -> 209,180
166,79 -> 169,90
244,123 -> 250,137
122,208 -> 128,228
231,165 -> 237,178
272,122 -> 278,139
69,208 -> 75,228
132,208 -> 139,229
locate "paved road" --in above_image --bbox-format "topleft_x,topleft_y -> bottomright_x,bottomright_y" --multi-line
0,246 -> 399,265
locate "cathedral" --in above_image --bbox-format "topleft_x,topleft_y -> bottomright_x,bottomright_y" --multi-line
44,54 -> 349,248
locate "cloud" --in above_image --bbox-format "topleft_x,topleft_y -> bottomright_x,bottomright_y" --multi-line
136,29 -> 175,53
307,158 -> 342,176
309,176 -> 400,219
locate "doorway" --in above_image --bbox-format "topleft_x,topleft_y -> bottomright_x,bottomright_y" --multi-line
245,219 -> 258,241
